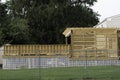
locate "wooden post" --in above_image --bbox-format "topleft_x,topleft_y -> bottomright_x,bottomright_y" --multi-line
65,37 -> 68,45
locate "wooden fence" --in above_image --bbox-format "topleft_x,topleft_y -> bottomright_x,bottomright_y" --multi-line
4,44 -> 70,57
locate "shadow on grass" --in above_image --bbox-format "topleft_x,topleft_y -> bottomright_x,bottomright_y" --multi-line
68,77 -> 114,80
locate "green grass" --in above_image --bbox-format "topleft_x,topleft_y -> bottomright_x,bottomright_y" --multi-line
0,66 -> 120,80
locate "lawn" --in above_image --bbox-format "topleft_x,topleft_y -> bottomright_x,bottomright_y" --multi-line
0,66 -> 120,80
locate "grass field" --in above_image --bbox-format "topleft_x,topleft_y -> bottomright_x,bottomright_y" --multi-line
0,66 -> 120,80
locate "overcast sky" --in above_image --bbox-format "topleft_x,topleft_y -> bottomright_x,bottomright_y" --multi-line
92,0 -> 120,22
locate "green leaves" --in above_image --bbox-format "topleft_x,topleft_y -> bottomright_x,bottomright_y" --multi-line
72,0 -> 97,6
0,0 -> 99,45
9,18 -> 30,44
0,3 -> 9,46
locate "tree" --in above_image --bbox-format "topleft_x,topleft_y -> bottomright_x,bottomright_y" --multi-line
0,1 -> 30,45
8,18 -> 30,44
0,2 -> 9,46
5,0 -> 99,44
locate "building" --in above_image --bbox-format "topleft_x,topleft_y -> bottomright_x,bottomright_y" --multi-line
0,46 -> 3,68
63,28 -> 120,60
2,28 -> 120,69
94,14 -> 120,28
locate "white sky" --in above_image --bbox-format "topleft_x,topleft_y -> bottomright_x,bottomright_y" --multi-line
92,0 -> 120,22
1,0 -> 5,2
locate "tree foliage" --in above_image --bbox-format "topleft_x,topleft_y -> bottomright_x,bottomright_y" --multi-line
0,2 -> 9,45
9,18 -> 30,44
0,0 -> 99,45
0,2 -> 30,45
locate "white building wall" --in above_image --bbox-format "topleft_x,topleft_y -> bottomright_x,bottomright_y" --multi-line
0,47 -> 4,64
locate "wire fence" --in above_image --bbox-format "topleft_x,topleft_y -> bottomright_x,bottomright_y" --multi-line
0,49 -> 120,80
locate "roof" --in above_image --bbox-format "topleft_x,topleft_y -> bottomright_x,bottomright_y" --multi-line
107,14 -> 120,19
94,14 -> 120,27
63,27 -> 119,37
62,28 -> 80,37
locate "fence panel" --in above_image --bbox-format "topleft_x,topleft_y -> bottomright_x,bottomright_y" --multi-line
3,44 -> 70,57
1,44 -> 120,80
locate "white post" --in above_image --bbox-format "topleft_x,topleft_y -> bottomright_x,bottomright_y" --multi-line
28,58 -> 31,69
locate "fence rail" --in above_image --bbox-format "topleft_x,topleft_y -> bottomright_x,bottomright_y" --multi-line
4,44 -> 70,57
